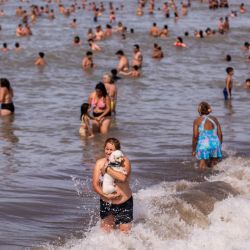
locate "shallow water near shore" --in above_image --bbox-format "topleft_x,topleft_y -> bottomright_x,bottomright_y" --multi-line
0,0 -> 250,249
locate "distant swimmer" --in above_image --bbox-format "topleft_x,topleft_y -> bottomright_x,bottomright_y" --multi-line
14,42 -> 22,52
243,78 -> 250,89
174,37 -> 187,47
109,10 -> 116,22
104,24 -> 112,37
132,44 -> 143,68
159,25 -> 169,38
35,52 -> 46,66
136,3 -> 143,16
119,65 -> 141,78
82,51 -> 95,69
73,35 -> 81,46
70,18 -> 77,28
88,39 -> 102,52
115,50 -> 129,72
94,25 -> 105,41
48,9 -> 55,20
149,22 -> 159,37
223,67 -> 234,100
152,43 -> 164,58
1,42 -> 9,52
0,78 -> 15,116
240,3 -> 246,13
16,24 -> 23,36
192,102 -> 223,170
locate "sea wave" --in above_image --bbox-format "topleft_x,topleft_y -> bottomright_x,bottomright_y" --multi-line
40,156 -> 250,250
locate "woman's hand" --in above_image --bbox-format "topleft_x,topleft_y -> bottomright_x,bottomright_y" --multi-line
192,151 -> 196,157
95,116 -> 104,123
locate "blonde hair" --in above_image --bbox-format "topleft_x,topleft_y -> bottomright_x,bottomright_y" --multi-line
103,74 -> 112,83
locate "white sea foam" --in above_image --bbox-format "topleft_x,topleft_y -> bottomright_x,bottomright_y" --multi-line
44,156 -> 250,250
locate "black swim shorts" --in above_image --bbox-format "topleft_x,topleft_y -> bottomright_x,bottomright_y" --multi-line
100,196 -> 133,225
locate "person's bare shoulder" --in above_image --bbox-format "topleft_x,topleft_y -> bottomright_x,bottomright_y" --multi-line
209,115 -> 219,124
95,157 -> 106,169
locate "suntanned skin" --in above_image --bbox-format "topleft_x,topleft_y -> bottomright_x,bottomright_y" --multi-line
192,109 -> 223,169
225,70 -> 234,99
92,142 -> 132,232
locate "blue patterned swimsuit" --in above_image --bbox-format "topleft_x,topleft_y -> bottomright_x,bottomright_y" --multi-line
196,115 -> 222,160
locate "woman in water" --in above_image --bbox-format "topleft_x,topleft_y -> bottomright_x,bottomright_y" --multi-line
192,102 -> 223,169
88,82 -> 111,134
0,78 -> 15,116
92,138 -> 133,232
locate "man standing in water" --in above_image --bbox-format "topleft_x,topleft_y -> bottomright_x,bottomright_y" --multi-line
115,50 -> 129,72
132,44 -> 143,68
223,67 -> 234,100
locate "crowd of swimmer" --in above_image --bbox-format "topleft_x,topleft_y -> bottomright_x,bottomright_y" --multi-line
0,0 -> 250,134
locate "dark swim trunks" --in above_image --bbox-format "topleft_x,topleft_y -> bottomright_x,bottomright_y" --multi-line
93,111 -> 112,117
1,103 -> 15,113
223,87 -> 232,100
100,196 -> 133,225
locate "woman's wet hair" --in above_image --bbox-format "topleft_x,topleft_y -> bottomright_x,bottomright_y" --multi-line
177,36 -> 183,43
104,138 -> 121,150
198,102 -> 211,115
80,103 -> 89,119
95,82 -> 108,97
0,78 -> 11,90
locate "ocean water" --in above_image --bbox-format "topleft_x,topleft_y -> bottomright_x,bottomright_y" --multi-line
0,0 -> 250,249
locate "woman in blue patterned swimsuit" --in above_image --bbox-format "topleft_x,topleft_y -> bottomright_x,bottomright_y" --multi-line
192,102 -> 223,169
